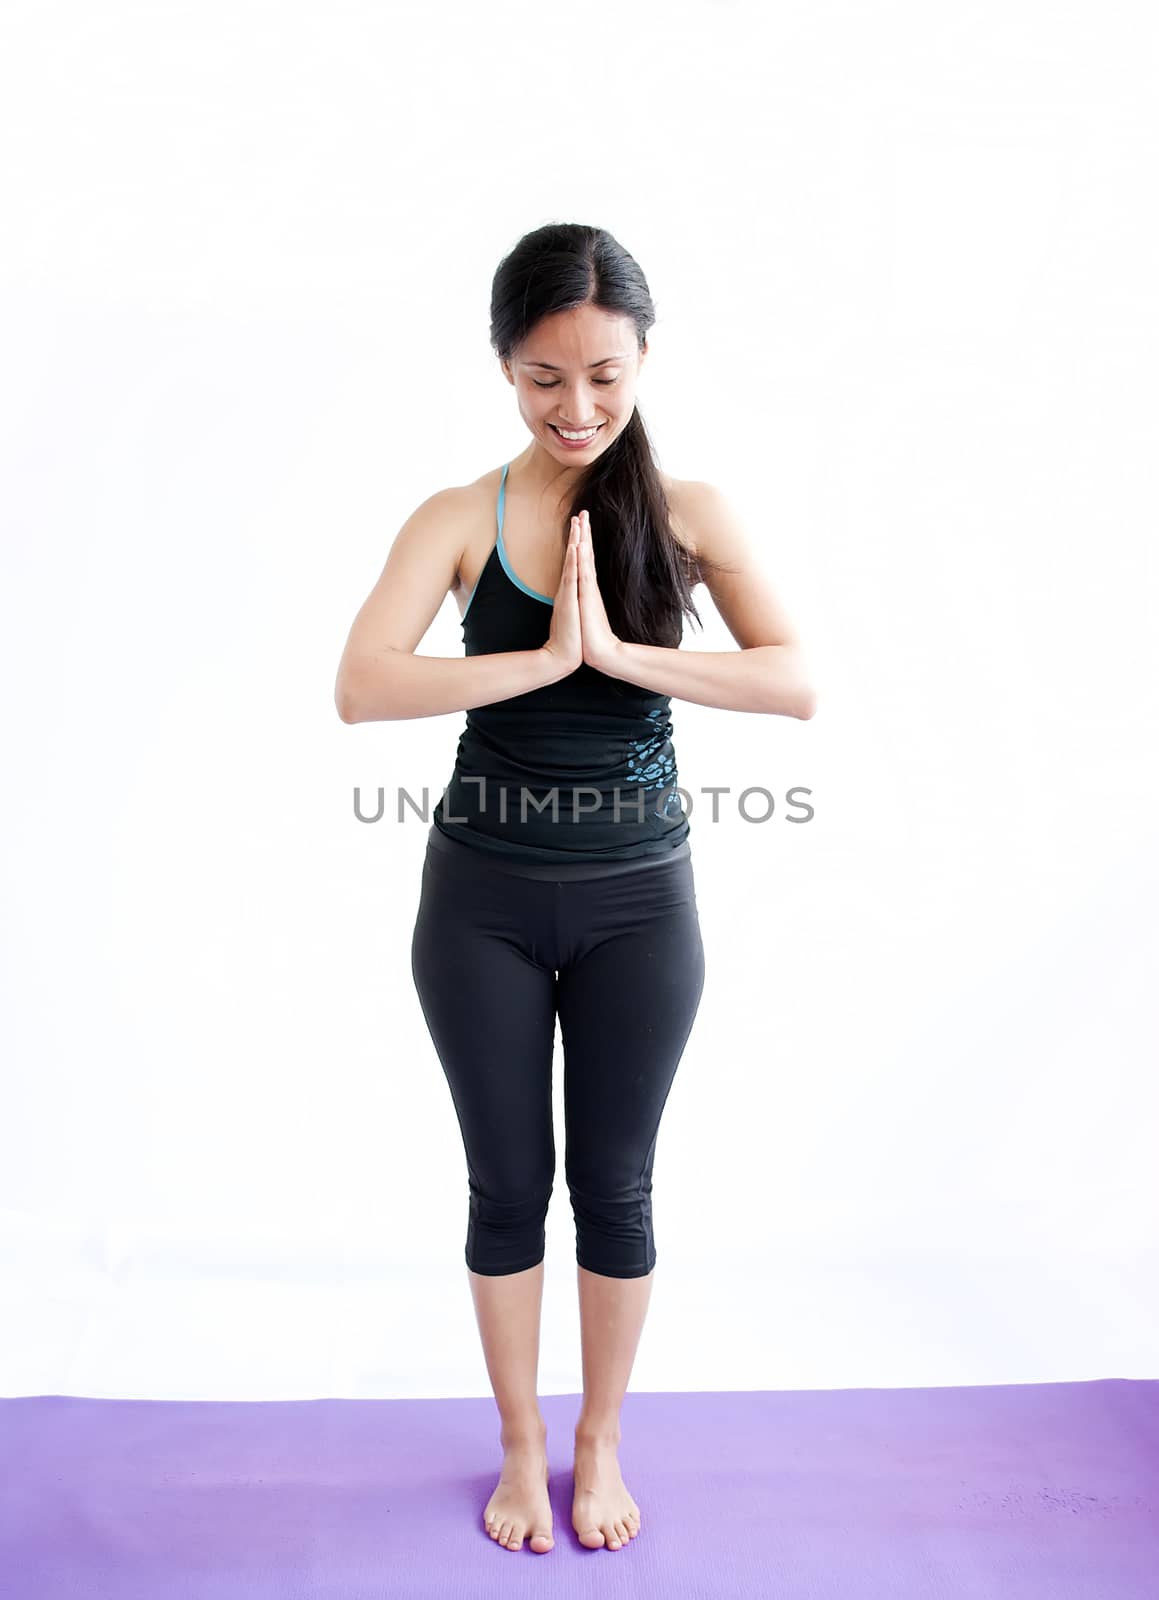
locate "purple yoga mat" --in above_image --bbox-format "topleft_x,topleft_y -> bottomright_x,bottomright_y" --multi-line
2,1380 -> 1156,1596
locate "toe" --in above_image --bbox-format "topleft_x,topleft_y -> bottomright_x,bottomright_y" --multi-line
605,1525 -> 622,1549
529,1530 -> 554,1552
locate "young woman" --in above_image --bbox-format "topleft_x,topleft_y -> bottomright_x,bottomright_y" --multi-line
335,222 -> 816,1558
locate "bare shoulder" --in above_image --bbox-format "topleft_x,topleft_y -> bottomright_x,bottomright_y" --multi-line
418,458 -> 506,512
403,475 -> 483,567
662,476 -> 805,652
419,476 -> 484,521
661,474 -> 701,559
662,474 -> 742,565
395,477 -> 476,534
662,475 -> 764,570
449,465 -> 506,536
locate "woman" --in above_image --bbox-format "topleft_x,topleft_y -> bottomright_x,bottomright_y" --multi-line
334,222 -> 816,1557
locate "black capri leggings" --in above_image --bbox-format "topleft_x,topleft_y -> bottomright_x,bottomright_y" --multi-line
410,833 -> 706,1279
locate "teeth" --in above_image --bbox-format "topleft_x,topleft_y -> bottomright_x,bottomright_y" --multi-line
555,425 -> 599,440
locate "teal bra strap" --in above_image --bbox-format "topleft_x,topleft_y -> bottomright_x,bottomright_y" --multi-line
495,460 -> 553,605
498,460 -> 509,535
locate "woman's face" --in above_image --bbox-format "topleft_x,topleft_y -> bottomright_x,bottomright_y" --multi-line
502,304 -> 645,462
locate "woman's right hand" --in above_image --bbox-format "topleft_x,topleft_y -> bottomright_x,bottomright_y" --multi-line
541,516 -> 583,674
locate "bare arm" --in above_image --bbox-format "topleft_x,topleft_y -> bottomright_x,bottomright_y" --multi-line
334,487 -> 567,722
606,481 -> 818,718
607,639 -> 814,716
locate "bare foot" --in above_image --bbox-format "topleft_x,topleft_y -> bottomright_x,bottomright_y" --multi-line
572,1433 -> 641,1550
483,1430 -> 554,1553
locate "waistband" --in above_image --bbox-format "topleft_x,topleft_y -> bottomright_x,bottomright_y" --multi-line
426,823 -> 691,881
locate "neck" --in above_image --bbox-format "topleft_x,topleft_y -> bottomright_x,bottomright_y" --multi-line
511,440 -> 587,509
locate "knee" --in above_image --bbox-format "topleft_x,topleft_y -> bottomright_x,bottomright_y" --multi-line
465,1177 -> 553,1276
568,1179 -> 656,1279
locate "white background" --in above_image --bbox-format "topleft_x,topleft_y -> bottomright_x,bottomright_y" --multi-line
2,0 -> 1156,1402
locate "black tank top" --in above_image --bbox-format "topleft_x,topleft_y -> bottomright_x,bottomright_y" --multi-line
431,461 -> 691,866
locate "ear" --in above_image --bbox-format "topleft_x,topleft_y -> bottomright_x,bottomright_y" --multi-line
500,359 -> 515,386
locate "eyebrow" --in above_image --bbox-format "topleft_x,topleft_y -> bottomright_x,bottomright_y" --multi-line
523,355 -> 627,371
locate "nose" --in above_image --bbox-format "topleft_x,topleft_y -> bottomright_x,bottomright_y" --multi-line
555,381 -> 604,428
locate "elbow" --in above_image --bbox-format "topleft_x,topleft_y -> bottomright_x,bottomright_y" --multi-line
334,671 -> 366,724
768,646 -> 817,719
789,646 -> 818,720
335,652 -> 405,723
772,687 -> 817,720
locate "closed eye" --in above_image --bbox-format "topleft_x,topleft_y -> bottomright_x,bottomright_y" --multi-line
533,378 -> 617,389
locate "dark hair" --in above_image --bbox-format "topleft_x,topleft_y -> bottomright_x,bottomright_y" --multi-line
490,222 -> 737,649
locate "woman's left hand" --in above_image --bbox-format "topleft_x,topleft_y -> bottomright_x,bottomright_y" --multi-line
576,510 -> 623,674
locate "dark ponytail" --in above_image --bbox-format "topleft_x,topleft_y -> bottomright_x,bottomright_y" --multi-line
490,222 -> 737,650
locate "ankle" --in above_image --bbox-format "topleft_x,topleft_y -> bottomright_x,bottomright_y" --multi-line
574,1417 -> 622,1448
499,1415 -> 547,1450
